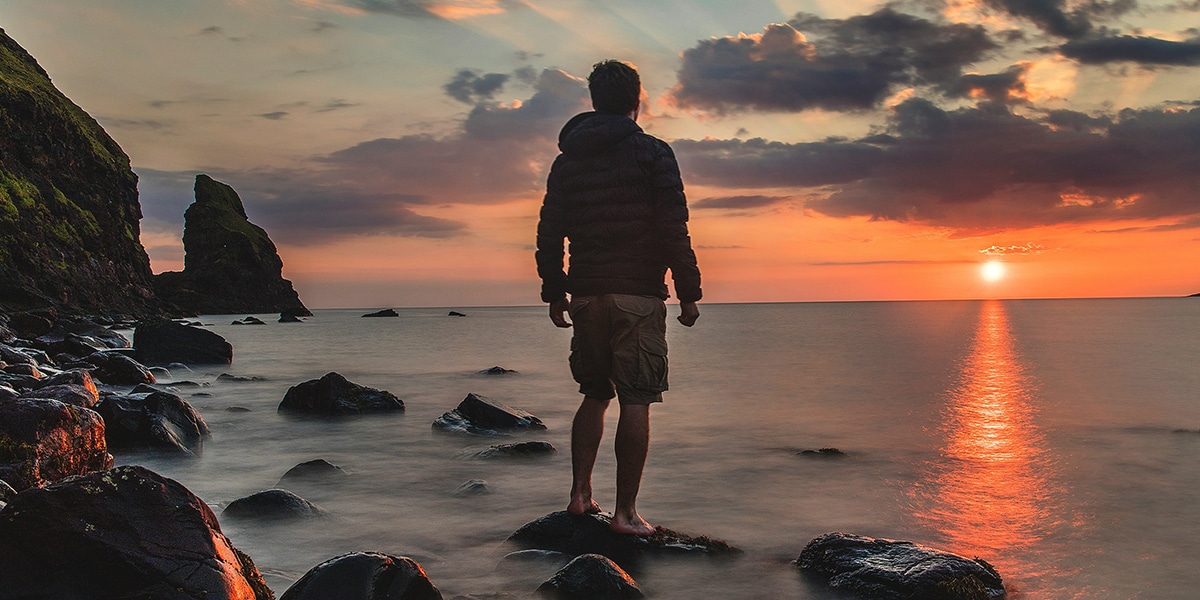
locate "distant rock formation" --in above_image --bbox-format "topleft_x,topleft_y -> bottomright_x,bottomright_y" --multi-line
0,29 -> 156,314
154,174 -> 310,316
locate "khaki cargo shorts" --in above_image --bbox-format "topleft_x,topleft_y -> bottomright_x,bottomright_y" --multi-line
568,294 -> 668,405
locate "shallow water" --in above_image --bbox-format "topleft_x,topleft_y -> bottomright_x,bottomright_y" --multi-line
117,299 -> 1200,598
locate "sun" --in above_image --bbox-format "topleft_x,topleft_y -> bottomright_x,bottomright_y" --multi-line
981,260 -> 1006,283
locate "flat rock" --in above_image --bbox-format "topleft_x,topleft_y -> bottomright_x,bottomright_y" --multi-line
454,479 -> 491,496
278,372 -> 404,415
361,309 -> 399,318
508,511 -> 741,570
433,392 -> 545,436
462,441 -> 557,459
86,351 -> 155,385
536,553 -> 643,600
279,552 -> 442,600
0,465 -> 271,600
794,532 -> 1005,600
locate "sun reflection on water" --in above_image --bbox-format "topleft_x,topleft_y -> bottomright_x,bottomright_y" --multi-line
915,301 -> 1064,569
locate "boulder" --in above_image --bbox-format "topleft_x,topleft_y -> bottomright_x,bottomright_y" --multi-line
7,312 -> 52,338
362,308 -> 399,317
0,344 -> 36,365
794,532 -> 1006,600
152,174 -> 311,316
0,398 -> 112,491
536,554 -> 643,600
94,390 -> 210,456
2,362 -> 40,378
279,552 -> 442,600
21,383 -> 99,408
508,511 -> 740,569
478,366 -> 518,375
86,350 -> 156,385
462,441 -> 557,459
232,316 -> 266,325
279,313 -> 303,323
39,319 -> 131,349
223,489 -> 326,521
433,393 -> 545,436
278,372 -> 404,415
799,448 -> 847,458
0,465 -> 272,600
44,332 -> 108,358
134,318 -> 233,366
0,384 -> 18,402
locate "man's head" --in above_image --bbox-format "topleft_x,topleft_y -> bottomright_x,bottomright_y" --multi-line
588,60 -> 641,116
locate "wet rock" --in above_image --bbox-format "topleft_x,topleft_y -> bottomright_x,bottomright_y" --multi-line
45,332 -> 108,358
2,362 -> 41,378
39,319 -> 131,350
86,351 -> 155,385
278,459 -> 348,488
794,532 -> 1005,600
454,479 -> 491,496
279,313 -> 303,323
21,383 -> 100,408
362,308 -> 399,317
7,312 -> 52,338
227,406 -> 252,412
433,393 -> 545,436
0,465 -> 271,600
0,398 -> 113,491
508,511 -> 741,570
223,489 -> 326,521
448,311 -> 466,317
218,373 -> 265,383
0,344 -> 37,366
279,552 -> 442,600
536,553 -> 643,600
799,448 -> 847,458
232,316 -> 266,325
463,441 -> 557,459
134,318 -> 234,366
278,372 -> 405,415
0,384 -> 18,402
94,390 -> 210,456
478,366 -> 518,375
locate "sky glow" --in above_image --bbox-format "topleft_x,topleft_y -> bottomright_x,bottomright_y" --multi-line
3,0 -> 1199,307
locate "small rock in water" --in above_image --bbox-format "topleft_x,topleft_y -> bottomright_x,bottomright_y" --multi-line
448,311 -> 467,317
279,313 -> 304,323
478,366 -> 518,375
278,459 -> 348,488
454,479 -> 491,496
464,441 -> 556,459
794,532 -> 1005,600
217,373 -> 265,383
223,489 -> 325,521
536,553 -> 644,599
278,372 -> 405,415
799,448 -> 847,458
433,392 -> 545,436
361,308 -> 399,318
226,406 -> 252,412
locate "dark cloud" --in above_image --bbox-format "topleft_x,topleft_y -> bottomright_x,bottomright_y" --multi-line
1060,34 -> 1200,65
444,69 -> 510,104
136,68 -> 587,246
313,20 -> 339,33
980,0 -> 1094,38
671,8 -> 996,113
199,25 -> 224,36
691,195 -> 793,210
677,98 -> 1200,233
674,137 -> 885,188
316,99 -> 359,112
258,111 -> 289,120
942,64 -> 1030,105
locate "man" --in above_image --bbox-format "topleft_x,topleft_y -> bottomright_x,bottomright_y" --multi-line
535,60 -> 702,536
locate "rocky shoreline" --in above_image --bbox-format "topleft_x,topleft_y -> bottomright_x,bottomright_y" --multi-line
0,310 -> 1007,599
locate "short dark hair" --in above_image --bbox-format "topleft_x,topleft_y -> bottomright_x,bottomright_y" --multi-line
588,60 -> 641,115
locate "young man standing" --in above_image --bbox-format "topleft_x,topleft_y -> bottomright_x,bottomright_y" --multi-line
535,60 -> 702,536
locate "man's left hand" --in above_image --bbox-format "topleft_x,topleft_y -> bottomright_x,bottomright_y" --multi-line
549,298 -> 572,328
677,301 -> 699,327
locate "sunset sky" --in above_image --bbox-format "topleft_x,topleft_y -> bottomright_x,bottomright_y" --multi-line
4,0 -> 1199,307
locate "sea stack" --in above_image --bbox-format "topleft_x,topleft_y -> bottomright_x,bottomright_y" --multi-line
0,28 -> 156,314
153,175 -> 311,316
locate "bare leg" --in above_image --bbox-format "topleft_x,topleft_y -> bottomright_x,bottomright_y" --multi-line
568,395 -> 609,515
611,403 -> 655,535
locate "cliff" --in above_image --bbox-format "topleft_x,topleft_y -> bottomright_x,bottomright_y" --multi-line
153,174 -> 310,316
0,28 -> 156,314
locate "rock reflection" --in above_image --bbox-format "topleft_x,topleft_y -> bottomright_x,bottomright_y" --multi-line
916,301 -> 1060,558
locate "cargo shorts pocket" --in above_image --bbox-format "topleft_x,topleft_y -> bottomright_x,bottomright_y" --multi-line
636,332 -> 669,392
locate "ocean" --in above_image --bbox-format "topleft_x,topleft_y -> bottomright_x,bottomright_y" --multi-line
116,299 -> 1200,599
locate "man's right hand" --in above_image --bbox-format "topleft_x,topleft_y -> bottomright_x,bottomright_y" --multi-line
549,298 -> 572,328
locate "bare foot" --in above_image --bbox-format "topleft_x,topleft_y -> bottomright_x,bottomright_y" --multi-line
567,497 -> 602,515
610,512 -> 656,536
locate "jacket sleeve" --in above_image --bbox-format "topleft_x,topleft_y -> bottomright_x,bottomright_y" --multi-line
646,139 -> 702,303
535,156 -> 569,303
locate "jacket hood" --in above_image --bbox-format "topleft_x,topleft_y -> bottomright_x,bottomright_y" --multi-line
558,112 -> 642,156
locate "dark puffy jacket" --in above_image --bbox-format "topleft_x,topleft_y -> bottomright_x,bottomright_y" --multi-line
536,112 -> 702,303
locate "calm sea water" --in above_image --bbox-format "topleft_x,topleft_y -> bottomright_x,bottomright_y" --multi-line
117,299 -> 1200,599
